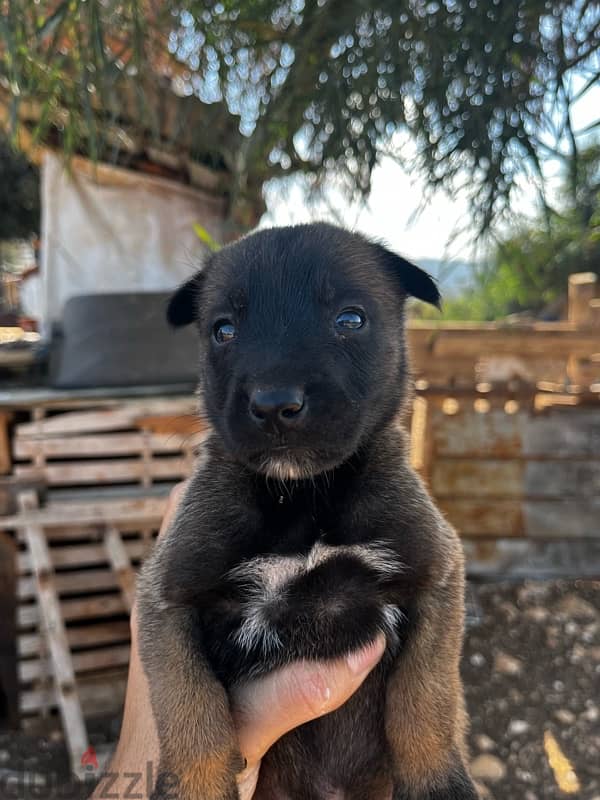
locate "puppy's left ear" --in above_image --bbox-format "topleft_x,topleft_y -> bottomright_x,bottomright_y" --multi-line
167,273 -> 204,327
373,243 -> 441,308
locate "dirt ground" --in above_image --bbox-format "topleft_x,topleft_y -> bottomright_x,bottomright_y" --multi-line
1,578 -> 598,799
463,579 -> 600,800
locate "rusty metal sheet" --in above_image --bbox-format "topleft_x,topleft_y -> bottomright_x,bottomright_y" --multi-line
432,460 -> 524,498
433,410 -> 524,458
441,497 -> 600,538
524,500 -> 600,538
522,410 -> 600,458
438,499 -> 524,537
525,462 -> 600,498
433,408 -> 600,459
432,459 -> 600,499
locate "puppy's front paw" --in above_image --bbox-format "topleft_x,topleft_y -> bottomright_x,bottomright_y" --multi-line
205,540 -> 408,681
152,766 -> 240,800
392,767 -> 480,800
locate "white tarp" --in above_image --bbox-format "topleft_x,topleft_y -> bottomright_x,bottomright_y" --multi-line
23,152 -> 226,333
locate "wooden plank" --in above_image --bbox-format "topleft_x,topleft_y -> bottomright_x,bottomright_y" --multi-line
19,621 -> 131,658
408,324 -> 600,360
1,496 -> 168,529
19,569 -> 121,601
104,526 -> 136,612
14,432 -> 200,459
20,671 -> 128,716
568,272 -> 598,326
433,408 -> 600,458
135,414 -> 208,436
432,461 -> 524,498
15,456 -> 190,486
439,499 -> 524,537
18,492 -> 88,777
0,386 -> 197,409
441,498 -> 600,537
18,540 -> 148,574
19,644 -> 131,683
0,531 -> 18,726
0,411 -> 11,474
16,521 -> 158,543
464,538 -> 600,579
432,409 -> 524,458
432,460 -> 600,499
14,399 -> 199,435
412,357 -> 571,386
522,411 -> 600,458
18,594 -> 127,628
524,500 -> 600,538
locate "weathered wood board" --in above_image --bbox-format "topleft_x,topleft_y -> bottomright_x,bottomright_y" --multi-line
430,406 -> 600,538
19,492 -> 89,777
432,408 -> 600,458
432,460 -> 600,498
439,499 -> 600,537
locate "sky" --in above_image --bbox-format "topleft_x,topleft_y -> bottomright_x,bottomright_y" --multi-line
262,82 -> 600,274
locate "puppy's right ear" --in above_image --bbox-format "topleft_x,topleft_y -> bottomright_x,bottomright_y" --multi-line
166,273 -> 203,327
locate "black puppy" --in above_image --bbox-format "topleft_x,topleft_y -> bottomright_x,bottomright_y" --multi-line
138,223 -> 478,800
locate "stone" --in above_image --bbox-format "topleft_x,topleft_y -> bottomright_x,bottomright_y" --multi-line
470,755 -> 506,783
470,652 -> 486,667
474,734 -> 497,752
494,651 -> 522,676
508,719 -> 530,736
475,783 -> 495,800
554,594 -> 598,620
555,709 -> 576,725
498,601 -> 519,621
565,621 -> 580,636
524,606 -> 548,622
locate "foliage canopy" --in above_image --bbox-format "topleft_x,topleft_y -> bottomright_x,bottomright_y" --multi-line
416,142 -> 600,320
1,1 -> 599,230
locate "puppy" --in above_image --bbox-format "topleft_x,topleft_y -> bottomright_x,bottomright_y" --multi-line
137,223 -> 479,800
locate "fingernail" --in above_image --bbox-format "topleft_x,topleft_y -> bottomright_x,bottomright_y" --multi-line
346,635 -> 386,675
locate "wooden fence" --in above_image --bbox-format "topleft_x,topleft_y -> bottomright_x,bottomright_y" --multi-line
409,271 -> 600,575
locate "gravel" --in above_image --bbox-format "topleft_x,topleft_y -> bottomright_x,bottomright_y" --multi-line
1,578 -> 598,799
464,579 -> 600,800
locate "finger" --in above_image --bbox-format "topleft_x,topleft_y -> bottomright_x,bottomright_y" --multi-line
232,635 -> 386,770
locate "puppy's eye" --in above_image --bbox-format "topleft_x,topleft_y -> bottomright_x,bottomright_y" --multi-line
335,309 -> 365,330
213,320 -> 236,343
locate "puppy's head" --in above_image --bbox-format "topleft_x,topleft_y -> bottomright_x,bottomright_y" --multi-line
169,223 -> 439,479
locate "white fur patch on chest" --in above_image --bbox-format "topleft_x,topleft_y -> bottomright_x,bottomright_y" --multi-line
226,541 -> 406,655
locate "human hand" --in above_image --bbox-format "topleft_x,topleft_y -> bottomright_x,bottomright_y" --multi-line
99,483 -> 385,800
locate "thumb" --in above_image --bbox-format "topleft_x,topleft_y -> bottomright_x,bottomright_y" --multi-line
232,635 -> 386,770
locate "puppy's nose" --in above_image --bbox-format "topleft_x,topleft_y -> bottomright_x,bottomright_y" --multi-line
249,388 -> 306,427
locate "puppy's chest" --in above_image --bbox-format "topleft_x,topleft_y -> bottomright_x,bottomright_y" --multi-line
199,500 -> 408,686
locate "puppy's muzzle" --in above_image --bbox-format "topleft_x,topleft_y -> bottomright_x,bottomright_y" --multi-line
249,387 -> 307,431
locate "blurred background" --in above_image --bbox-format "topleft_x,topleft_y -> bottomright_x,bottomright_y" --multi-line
0,2 -> 599,798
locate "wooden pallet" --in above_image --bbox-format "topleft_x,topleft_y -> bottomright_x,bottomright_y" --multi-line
0,398 -> 207,772
12,399 -> 206,490
13,492 -> 168,772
